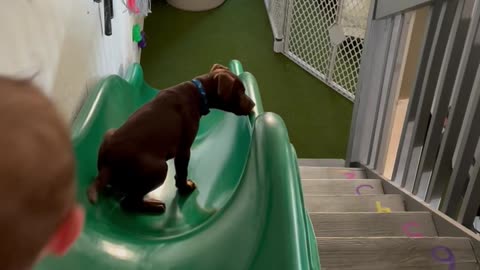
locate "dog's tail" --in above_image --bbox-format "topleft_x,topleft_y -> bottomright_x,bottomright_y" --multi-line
87,167 -> 111,204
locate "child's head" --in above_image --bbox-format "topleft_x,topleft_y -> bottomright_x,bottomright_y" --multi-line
0,77 -> 84,270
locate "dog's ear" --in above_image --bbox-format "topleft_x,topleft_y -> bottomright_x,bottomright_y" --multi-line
215,72 -> 235,102
210,64 -> 229,73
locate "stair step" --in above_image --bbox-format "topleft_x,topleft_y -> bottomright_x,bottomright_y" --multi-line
298,158 -> 345,167
302,179 -> 384,195
310,212 -> 437,237
305,195 -> 405,212
300,166 -> 367,180
316,237 -> 478,269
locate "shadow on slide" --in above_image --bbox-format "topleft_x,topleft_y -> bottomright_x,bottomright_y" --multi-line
36,60 -> 320,270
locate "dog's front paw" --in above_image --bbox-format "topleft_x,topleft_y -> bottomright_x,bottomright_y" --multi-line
177,180 -> 196,196
87,186 -> 98,204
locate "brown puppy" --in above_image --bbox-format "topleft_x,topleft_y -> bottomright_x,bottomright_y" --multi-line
87,64 -> 255,214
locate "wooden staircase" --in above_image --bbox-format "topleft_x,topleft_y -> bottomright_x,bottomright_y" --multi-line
299,159 -> 480,269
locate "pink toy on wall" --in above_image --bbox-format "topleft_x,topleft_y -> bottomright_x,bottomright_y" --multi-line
126,0 -> 152,16
127,0 -> 140,13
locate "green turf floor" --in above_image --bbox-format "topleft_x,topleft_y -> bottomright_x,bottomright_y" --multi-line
141,0 -> 353,158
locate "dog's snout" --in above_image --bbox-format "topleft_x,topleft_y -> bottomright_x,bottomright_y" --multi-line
246,98 -> 255,112
237,96 -> 255,115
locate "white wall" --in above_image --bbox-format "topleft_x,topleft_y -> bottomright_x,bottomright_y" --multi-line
0,1 -> 144,122
0,1 -> 71,96
53,1 -> 144,122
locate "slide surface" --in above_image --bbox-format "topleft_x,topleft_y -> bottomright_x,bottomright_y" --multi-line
36,60 -> 320,270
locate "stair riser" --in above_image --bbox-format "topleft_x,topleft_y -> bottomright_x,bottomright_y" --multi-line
310,212 -> 438,237
302,179 -> 384,195
305,195 -> 405,212
298,159 -> 345,167
316,237 -> 477,269
301,167 -> 367,180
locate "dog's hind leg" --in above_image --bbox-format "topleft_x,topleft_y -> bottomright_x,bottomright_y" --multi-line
174,150 -> 196,196
120,159 -> 168,214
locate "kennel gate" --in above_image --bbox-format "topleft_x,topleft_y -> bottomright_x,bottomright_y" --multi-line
266,0 -> 372,101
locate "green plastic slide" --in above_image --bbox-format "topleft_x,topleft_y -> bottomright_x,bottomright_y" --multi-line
36,60 -> 320,270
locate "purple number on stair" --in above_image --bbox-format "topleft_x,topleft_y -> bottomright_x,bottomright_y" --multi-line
432,246 -> 455,270
402,222 -> 424,238
355,184 -> 374,195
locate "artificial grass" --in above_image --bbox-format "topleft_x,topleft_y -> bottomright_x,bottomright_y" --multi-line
141,0 -> 353,158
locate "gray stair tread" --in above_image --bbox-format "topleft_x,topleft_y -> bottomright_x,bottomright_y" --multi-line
316,237 -> 478,269
305,195 -> 405,212
300,166 -> 368,180
302,179 -> 384,195
310,212 -> 437,237
298,158 -> 345,167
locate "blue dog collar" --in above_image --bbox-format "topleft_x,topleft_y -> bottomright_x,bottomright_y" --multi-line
192,79 -> 210,116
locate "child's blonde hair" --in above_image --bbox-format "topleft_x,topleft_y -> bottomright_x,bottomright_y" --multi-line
0,77 -> 76,270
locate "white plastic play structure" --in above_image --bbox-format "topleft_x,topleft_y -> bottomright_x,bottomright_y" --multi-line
167,0 -> 225,11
